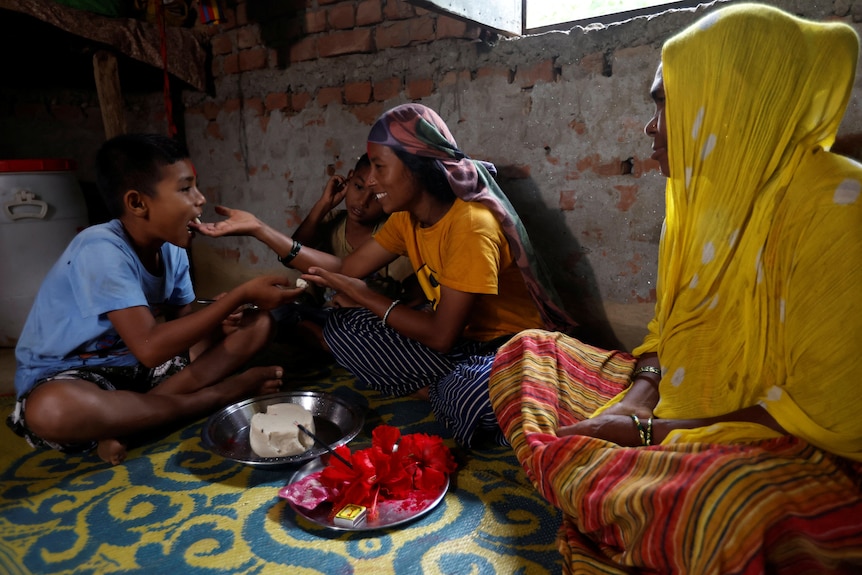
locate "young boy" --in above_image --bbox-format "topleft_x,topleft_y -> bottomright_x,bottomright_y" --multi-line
293,153 -> 413,304
272,154 -> 415,346
7,133 -> 301,465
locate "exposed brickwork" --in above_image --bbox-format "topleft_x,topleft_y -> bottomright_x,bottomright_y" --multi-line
438,70 -> 470,88
383,0 -> 415,20
239,48 -> 268,71
356,0 -> 383,26
245,98 -> 265,117
436,15 -> 480,40
222,54 -> 239,75
345,81 -> 373,104
289,36 -> 318,63
235,2 -> 248,26
559,190 -> 577,211
318,29 -> 374,57
291,91 -> 312,113
350,101 -> 385,124
210,34 -> 233,55
328,3 -> 356,30
372,77 -> 402,101
376,16 -> 435,49
305,9 -> 327,34
203,101 -> 220,121
236,26 -> 260,50
405,78 -> 434,100
614,184 -> 639,211
265,92 -> 289,112
516,59 -> 557,89
476,67 -> 511,81
317,86 -> 344,107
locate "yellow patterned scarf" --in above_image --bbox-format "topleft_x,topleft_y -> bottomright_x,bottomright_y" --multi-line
632,4 -> 862,459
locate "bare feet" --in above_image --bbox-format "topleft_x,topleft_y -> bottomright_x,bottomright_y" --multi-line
212,365 -> 284,405
410,386 -> 430,401
98,438 -> 128,465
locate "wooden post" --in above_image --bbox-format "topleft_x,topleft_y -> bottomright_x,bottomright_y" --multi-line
92,50 -> 127,139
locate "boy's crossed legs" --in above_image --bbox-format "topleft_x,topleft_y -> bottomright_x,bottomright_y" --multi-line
15,310 -> 282,465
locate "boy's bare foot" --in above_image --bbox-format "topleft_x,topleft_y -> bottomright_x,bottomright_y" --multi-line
213,365 -> 284,404
98,438 -> 128,465
410,386 -> 430,401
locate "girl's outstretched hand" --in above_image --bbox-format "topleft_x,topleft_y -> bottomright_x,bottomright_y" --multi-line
304,267 -> 368,303
191,205 -> 261,237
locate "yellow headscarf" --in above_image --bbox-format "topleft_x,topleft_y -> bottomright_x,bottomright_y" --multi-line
632,4 -> 862,459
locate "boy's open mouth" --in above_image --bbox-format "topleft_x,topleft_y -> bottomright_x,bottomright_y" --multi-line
187,216 -> 201,234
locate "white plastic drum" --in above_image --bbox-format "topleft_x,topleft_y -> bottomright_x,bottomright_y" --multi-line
0,159 -> 89,347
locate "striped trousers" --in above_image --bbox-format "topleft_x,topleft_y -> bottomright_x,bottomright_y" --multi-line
322,307 -> 508,447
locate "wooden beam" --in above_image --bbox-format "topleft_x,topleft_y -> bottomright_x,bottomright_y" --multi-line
92,50 -> 126,139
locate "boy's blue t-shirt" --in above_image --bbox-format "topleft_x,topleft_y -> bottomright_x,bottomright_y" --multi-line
14,219 -> 196,397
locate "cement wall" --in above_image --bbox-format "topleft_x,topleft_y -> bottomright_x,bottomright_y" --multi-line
2,0 -> 861,349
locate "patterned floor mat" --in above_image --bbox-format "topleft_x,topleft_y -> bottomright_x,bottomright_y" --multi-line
0,355 -> 562,575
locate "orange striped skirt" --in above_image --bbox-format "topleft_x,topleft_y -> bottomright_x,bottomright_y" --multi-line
489,329 -> 862,574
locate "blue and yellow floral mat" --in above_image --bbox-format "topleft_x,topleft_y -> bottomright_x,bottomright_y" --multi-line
0,354 -> 562,575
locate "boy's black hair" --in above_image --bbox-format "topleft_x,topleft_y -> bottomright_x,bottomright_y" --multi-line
391,149 -> 455,203
95,133 -> 190,218
353,153 -> 370,172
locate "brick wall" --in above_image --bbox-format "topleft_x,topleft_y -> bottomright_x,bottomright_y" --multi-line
3,0 -> 861,348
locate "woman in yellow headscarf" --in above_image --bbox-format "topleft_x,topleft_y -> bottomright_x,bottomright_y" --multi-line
489,4 -> 862,573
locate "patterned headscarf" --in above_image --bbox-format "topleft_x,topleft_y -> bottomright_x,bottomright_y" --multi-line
368,103 -> 576,333
633,4 -> 862,458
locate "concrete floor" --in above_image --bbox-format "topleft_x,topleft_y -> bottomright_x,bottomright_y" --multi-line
1,347 -> 14,395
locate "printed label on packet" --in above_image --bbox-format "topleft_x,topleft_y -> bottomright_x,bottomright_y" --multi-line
333,503 -> 367,527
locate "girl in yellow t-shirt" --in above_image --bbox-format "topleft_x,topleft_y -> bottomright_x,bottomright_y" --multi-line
195,104 -> 574,447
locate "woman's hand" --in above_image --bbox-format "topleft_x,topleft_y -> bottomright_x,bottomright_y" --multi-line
304,267 -> 368,302
601,400 -> 654,421
328,292 -> 360,308
559,414 -> 646,447
192,205 -> 262,237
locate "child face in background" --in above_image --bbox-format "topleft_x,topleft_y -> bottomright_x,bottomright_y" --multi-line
344,164 -> 385,226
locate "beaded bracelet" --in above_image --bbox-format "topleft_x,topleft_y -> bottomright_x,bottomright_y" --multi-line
632,365 -> 661,380
278,240 -> 303,266
382,299 -> 401,326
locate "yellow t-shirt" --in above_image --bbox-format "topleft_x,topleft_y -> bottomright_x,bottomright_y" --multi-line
374,199 -> 541,342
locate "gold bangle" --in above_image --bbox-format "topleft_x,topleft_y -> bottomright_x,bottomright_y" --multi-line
630,414 -> 648,446
645,417 -> 653,446
633,365 -> 661,380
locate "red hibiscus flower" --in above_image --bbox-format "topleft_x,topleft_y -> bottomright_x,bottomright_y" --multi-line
296,425 -> 458,521
399,433 -> 457,494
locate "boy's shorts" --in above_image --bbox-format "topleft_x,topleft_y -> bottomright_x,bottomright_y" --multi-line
5,355 -> 189,454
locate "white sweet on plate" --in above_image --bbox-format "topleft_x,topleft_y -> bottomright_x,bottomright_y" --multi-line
249,403 -> 315,458
295,278 -> 309,290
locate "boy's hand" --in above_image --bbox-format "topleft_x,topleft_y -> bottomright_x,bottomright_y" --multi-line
192,205 -> 260,237
317,175 -> 348,212
243,275 -> 304,310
